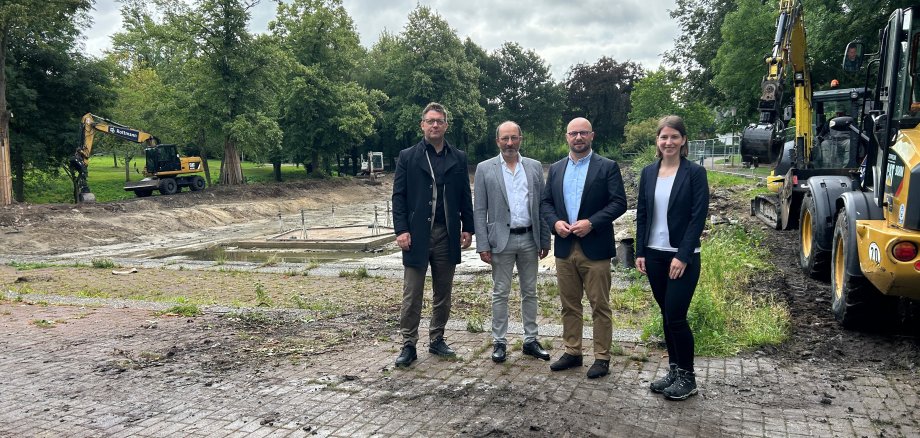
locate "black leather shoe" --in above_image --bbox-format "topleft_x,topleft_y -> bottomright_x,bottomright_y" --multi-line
522,340 -> 550,361
395,345 -> 416,367
587,359 -> 610,379
549,353 -> 583,371
428,338 -> 456,357
491,343 -> 506,363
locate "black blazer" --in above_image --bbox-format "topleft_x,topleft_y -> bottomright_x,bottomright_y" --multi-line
392,141 -> 474,268
635,157 -> 709,264
540,153 -> 628,260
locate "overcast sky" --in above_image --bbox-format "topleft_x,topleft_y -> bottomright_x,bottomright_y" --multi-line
82,0 -> 681,80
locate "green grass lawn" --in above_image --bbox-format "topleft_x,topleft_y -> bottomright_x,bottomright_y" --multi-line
25,158 -> 315,204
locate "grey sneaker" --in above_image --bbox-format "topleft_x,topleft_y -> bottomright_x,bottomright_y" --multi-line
662,368 -> 698,401
649,364 -> 678,393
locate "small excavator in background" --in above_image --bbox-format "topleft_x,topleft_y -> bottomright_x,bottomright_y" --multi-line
740,0 -> 865,234
70,113 -> 206,203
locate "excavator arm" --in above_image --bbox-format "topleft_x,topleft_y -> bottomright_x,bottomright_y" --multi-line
69,113 -> 159,203
742,0 -> 814,169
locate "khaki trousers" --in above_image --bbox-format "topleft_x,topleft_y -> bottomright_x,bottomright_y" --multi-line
555,240 -> 613,360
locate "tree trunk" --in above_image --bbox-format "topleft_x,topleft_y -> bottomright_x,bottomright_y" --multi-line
272,160 -> 282,182
197,129 -> 211,186
219,136 -> 243,185
124,156 -> 132,182
0,28 -> 13,205
11,136 -> 22,202
113,152 -> 118,167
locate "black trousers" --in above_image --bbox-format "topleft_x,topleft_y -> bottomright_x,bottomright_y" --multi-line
645,248 -> 701,371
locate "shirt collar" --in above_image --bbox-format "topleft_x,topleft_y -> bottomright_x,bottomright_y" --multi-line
499,152 -> 522,168
568,150 -> 593,165
425,140 -> 450,155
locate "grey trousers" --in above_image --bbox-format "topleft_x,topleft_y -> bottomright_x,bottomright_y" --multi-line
490,231 -> 539,345
400,223 -> 455,346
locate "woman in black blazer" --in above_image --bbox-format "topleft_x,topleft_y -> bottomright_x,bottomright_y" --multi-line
635,115 -> 709,401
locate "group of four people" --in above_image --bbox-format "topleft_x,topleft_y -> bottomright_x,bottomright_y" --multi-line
390,102 -> 709,401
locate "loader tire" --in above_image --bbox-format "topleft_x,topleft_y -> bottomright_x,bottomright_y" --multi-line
190,176 -> 206,191
830,212 -> 894,329
799,195 -> 829,279
159,178 -> 178,195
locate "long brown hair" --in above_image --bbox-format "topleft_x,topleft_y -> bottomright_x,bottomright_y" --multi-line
655,115 -> 689,158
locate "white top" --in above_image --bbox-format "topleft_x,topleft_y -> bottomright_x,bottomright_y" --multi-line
648,175 -> 677,252
501,154 -> 531,228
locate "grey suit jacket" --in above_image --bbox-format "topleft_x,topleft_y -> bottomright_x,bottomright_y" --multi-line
473,155 -> 551,254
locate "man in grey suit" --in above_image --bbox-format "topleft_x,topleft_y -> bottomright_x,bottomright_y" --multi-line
474,121 -> 552,363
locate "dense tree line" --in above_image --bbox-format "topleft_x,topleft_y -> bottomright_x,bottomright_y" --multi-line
2,0 -> 915,203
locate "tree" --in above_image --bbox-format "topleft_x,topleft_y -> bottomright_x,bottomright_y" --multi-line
486,42 -> 566,143
564,57 -> 643,151
192,0 -> 281,185
366,6 -> 486,155
0,0 -> 95,204
664,0 -> 736,106
272,0 -> 384,177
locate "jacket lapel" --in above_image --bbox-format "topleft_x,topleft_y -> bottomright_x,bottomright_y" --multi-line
668,158 -> 689,210
492,156 -> 510,209
415,143 -> 433,178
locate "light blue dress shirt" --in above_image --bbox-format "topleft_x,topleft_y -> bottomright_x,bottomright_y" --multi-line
563,151 -> 592,224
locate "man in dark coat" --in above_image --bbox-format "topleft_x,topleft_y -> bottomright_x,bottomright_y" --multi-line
392,102 -> 474,367
540,117 -> 627,379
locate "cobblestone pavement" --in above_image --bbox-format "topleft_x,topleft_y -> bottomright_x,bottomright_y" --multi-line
1,299 -> 918,437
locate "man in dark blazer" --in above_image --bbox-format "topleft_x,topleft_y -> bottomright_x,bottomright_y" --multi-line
473,121 -> 552,363
540,117 -> 627,379
392,102 -> 474,368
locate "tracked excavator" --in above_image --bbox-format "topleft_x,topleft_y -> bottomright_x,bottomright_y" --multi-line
70,113 -> 205,203
741,0 -> 866,236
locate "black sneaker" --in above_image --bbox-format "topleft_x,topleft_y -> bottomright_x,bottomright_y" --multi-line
650,364 -> 677,393
549,353 -> 583,371
586,359 -> 610,379
663,368 -> 698,401
395,345 -> 417,368
428,338 -> 456,357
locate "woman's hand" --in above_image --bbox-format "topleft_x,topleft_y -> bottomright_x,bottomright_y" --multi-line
636,257 -> 646,275
669,258 -> 687,280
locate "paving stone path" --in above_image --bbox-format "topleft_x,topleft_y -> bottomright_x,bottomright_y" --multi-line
1,297 -> 917,437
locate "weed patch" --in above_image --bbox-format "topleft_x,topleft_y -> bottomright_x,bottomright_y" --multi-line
158,304 -> 202,317
91,258 -> 116,269
641,224 -> 789,356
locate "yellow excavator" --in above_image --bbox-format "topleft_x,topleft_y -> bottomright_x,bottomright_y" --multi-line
820,7 -> 920,328
70,113 -> 205,203
741,0 -> 866,233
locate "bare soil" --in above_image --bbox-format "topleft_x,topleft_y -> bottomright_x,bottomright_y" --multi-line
1,168 -> 918,376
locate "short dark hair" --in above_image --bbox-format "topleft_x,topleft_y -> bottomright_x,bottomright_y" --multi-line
656,115 -> 689,158
421,102 -> 448,121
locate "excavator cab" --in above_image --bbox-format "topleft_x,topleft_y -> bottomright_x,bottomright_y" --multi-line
842,41 -> 864,72
145,144 -> 182,176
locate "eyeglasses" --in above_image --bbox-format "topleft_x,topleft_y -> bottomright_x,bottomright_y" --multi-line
566,130 -> 592,138
423,118 -> 447,126
498,135 -> 522,142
